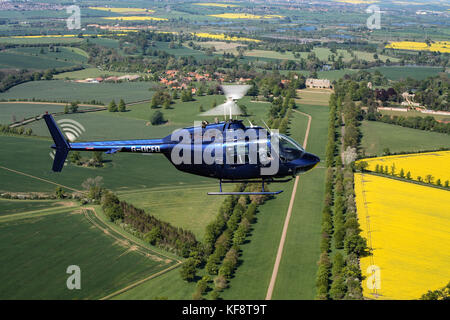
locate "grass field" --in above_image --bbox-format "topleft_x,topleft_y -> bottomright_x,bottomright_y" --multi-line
360,120 -> 450,156
0,203 -> 175,299
112,264 -> 197,299
358,151 -> 450,183
271,104 -> 328,299
117,184 -> 223,241
0,80 -> 157,104
355,173 -> 450,299
296,88 -> 332,106
0,49 -> 83,70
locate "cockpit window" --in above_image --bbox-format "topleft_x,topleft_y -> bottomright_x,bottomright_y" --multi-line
279,134 -> 304,162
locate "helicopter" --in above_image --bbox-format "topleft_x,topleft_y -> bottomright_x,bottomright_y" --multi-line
43,85 -> 320,195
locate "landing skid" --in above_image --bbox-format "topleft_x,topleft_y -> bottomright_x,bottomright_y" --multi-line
207,178 -> 287,196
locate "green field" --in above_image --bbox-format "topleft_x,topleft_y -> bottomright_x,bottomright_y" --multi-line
97,95 -> 271,127
245,48 -> 397,63
271,105 -> 328,299
296,89 -> 332,106
0,204 -> 175,299
112,265 -> 197,299
379,109 -> 450,122
0,102 -> 92,125
370,66 -> 444,81
361,120 -> 450,156
0,198 -> 62,216
155,42 -> 210,60
0,80 -> 157,104
0,49 -> 83,69
0,37 -> 84,45
117,185 -> 223,241
0,134 -> 214,193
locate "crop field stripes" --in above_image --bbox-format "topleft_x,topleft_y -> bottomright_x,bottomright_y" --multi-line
359,173 -> 378,298
81,208 -> 182,300
0,205 -> 76,223
0,165 -> 83,193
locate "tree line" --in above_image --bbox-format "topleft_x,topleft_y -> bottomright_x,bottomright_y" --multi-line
88,187 -> 200,257
317,91 -> 369,300
182,183 -> 271,300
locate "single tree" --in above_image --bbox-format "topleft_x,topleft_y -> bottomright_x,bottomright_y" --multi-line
150,110 -> 165,125
118,99 -> 126,112
108,100 -> 118,112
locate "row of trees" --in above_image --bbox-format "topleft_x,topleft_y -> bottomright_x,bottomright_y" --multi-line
357,161 -> 450,188
108,99 -> 126,112
317,91 -> 369,300
96,188 -> 199,257
365,113 -> 450,135
183,184 -> 270,300
0,124 -> 32,136
0,65 -> 83,93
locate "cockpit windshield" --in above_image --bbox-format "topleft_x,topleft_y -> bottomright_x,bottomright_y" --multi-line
278,134 -> 304,162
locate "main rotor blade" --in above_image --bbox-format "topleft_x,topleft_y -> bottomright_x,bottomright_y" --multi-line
200,101 -> 243,116
221,85 -> 251,100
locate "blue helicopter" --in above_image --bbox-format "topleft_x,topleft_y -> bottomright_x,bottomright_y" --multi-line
43,85 -> 320,195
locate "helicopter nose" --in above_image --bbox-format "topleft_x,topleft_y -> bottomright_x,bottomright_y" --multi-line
293,152 -> 320,174
303,152 -> 320,165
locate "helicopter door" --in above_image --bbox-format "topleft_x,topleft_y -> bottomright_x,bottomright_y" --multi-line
225,142 -> 249,166
258,139 -> 273,167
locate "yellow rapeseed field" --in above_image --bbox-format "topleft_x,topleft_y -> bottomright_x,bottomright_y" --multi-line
193,2 -> 239,7
386,41 -> 450,54
357,151 -> 450,184
88,7 -> 154,14
193,32 -> 260,42
208,13 -> 284,19
103,16 -> 168,21
355,173 -> 450,300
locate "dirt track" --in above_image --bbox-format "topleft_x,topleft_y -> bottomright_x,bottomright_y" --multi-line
265,109 -> 312,300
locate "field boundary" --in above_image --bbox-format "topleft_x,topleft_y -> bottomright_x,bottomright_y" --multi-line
81,207 -> 183,300
359,171 -> 450,192
265,109 -> 312,300
0,165 -> 83,193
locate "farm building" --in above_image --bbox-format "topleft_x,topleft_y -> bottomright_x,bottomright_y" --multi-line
306,78 -> 332,89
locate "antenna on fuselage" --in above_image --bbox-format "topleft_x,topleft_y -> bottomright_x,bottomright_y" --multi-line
261,119 -> 273,134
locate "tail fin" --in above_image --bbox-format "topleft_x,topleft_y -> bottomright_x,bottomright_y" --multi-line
43,113 -> 70,172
